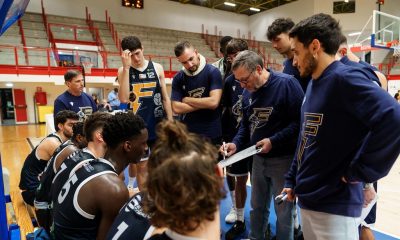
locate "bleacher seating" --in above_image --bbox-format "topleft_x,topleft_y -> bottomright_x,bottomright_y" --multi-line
1,12 -> 284,71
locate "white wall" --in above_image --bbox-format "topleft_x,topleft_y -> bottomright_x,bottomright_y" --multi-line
381,0 -> 400,18
26,0 -> 249,38
249,0 -> 314,41
314,0 -> 377,34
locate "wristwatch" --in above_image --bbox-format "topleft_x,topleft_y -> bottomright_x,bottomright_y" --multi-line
363,183 -> 373,190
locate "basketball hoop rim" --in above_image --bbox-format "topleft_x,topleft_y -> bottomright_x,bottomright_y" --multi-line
82,62 -> 93,74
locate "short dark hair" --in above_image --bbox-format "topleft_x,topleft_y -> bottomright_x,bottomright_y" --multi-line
267,18 -> 295,41
102,112 -> 146,149
226,39 -> 249,55
219,36 -> 233,54
121,36 -> 142,52
339,33 -> 348,45
289,13 -> 342,55
174,41 -> 194,57
55,110 -> 79,126
231,50 -> 264,72
113,87 -> 118,93
64,70 -> 82,82
72,121 -> 85,139
83,112 -> 112,142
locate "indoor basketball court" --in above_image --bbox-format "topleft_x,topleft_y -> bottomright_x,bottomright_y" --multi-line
1,0 -> 400,239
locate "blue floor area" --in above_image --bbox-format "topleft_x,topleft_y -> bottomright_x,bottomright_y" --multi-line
123,167 -> 398,240
219,179 -> 398,240
219,180 -> 275,239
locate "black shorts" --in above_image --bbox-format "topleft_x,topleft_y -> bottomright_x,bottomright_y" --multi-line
35,208 -> 52,234
226,156 -> 252,176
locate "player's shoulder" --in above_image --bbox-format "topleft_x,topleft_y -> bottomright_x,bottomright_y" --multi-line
151,61 -> 163,69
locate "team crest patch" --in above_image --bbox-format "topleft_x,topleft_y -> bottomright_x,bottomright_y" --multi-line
69,102 -> 74,106
153,93 -> 162,106
131,74 -> 135,79
188,87 -> 205,98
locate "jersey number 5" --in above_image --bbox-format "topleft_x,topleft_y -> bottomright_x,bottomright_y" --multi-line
58,174 -> 78,204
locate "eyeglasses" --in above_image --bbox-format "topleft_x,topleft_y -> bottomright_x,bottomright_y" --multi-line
235,70 -> 254,85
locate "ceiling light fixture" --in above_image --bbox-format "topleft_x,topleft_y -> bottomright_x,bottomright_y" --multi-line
250,7 -> 260,12
344,0 -> 349,2
224,2 -> 236,7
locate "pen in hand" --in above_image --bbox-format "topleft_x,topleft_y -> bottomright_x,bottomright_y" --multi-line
222,142 -> 228,159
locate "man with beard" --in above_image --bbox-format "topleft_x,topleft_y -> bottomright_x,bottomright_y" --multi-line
19,110 -> 79,206
34,121 -> 87,233
267,18 -> 310,92
282,13 -> 400,239
171,41 -> 223,145
52,112 -> 148,240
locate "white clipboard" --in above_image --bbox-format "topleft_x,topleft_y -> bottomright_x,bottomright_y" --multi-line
218,145 -> 262,168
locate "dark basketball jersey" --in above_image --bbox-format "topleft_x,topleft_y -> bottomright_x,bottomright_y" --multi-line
148,230 -> 193,240
171,64 -> 223,140
53,159 -> 117,240
34,140 -> 78,209
129,61 -> 164,141
19,133 -> 63,191
51,148 -> 96,204
106,192 -> 153,240
148,233 -> 172,240
222,74 -> 247,141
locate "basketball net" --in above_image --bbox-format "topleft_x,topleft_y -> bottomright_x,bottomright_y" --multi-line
392,41 -> 400,62
82,62 -> 93,74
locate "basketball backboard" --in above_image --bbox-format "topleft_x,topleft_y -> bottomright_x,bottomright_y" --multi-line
371,10 -> 400,51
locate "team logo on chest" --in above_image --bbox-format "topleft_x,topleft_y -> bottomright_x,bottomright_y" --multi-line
249,107 -> 273,136
297,113 -> 323,167
131,82 -> 157,113
124,194 -> 148,218
188,87 -> 205,98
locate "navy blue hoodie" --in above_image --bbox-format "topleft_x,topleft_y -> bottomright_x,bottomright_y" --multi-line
285,61 -> 400,217
233,69 -> 304,157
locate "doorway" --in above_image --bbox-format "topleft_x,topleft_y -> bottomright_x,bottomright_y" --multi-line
0,88 -> 15,125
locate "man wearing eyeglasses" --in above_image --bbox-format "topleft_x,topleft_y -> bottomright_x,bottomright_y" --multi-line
171,41 -> 223,145
222,50 -> 304,240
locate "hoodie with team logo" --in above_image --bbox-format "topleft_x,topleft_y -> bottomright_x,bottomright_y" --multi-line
285,61 -> 400,218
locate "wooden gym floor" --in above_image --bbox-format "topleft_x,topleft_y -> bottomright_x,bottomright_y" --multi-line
1,124 -> 399,238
